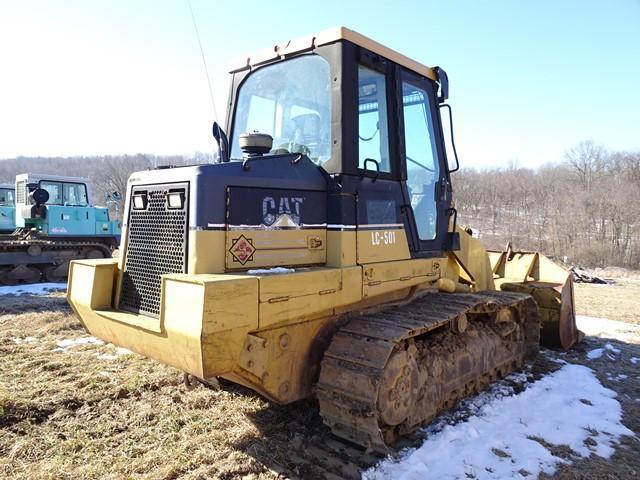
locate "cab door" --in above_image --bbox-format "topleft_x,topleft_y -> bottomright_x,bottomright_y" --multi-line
353,55 -> 412,264
398,70 -> 452,256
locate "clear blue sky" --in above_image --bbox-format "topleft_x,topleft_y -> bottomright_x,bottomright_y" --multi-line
0,0 -> 638,168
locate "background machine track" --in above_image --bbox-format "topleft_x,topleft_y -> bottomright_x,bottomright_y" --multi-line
0,237 -> 112,284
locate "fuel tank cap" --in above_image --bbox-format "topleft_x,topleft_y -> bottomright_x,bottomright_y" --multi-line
239,132 -> 273,156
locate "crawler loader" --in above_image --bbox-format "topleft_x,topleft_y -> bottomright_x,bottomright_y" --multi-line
67,27 -> 580,450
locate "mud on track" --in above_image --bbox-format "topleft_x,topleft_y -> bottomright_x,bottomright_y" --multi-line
0,287 -> 638,479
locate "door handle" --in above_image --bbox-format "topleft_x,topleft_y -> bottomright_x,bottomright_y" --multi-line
361,158 -> 380,182
436,178 -> 448,202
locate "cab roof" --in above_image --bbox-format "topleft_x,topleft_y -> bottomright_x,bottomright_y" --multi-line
230,26 -> 436,80
0,183 -> 13,190
15,173 -> 90,185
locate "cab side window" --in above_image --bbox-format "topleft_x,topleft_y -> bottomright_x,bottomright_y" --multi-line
64,183 -> 88,206
0,189 -> 13,205
358,65 -> 391,173
402,79 -> 440,240
40,181 -> 63,205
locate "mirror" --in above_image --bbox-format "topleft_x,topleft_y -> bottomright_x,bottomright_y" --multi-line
434,66 -> 449,103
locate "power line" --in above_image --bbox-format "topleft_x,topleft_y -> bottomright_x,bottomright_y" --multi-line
187,0 -> 219,122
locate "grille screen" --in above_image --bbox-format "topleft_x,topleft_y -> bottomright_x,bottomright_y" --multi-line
16,181 -> 26,204
119,183 -> 188,316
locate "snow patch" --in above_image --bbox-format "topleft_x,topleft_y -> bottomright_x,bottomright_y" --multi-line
587,342 -> 621,361
604,343 -> 621,354
11,336 -> 37,344
0,282 -> 67,296
542,351 -> 567,365
52,336 -> 104,352
96,346 -> 133,360
97,353 -> 117,360
577,315 -> 640,343
246,267 -> 295,275
587,348 -> 604,360
364,364 -> 632,480
606,373 -> 629,382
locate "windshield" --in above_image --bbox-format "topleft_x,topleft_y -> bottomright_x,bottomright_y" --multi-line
230,55 -> 332,165
0,188 -> 14,205
40,181 -> 88,206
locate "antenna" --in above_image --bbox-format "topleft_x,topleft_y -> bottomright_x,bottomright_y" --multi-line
187,0 -> 219,122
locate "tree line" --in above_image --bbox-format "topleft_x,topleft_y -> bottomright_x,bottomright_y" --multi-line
0,153 -> 212,209
454,141 -> 640,269
1,142 -> 638,268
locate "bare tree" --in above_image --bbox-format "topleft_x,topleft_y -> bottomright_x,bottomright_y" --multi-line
564,140 -> 606,191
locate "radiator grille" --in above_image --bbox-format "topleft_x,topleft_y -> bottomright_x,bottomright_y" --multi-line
119,183 -> 188,316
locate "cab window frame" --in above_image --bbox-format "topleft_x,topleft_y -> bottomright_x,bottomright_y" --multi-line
344,46 -> 402,180
39,180 -> 88,206
397,67 -> 452,255
0,188 -> 14,205
39,181 -> 64,205
63,182 -> 89,206
353,49 -> 399,181
227,54 -> 333,166
226,44 -> 343,174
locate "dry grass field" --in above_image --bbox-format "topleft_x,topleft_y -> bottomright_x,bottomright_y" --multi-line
574,279 -> 640,325
0,279 -> 638,479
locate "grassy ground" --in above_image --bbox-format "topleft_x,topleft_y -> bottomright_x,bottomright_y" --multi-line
574,278 -> 640,325
0,281 -> 639,479
0,294 -> 286,479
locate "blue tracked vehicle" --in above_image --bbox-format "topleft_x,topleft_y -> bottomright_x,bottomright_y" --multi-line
0,184 -> 15,234
0,174 -> 121,284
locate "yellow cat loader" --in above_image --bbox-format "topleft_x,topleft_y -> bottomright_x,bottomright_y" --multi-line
67,27 -> 580,451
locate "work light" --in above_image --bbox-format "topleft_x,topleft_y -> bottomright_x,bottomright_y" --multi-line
167,191 -> 185,210
132,193 -> 147,210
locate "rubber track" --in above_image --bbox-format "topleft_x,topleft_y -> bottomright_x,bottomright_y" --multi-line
0,237 -> 113,284
316,291 -> 539,451
0,238 -> 111,253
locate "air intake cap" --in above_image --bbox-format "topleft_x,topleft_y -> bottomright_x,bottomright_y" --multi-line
239,132 -> 273,156
29,188 -> 50,206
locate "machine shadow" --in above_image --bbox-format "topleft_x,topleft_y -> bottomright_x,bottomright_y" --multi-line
221,331 -> 640,480
219,380 -> 380,480
0,292 -> 69,315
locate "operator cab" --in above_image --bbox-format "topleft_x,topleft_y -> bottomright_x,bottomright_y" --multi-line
18,176 -> 89,208
14,174 -> 91,232
0,184 -> 15,205
0,183 -> 15,234
225,27 -> 457,259
15,174 -> 91,208
13,174 -> 118,239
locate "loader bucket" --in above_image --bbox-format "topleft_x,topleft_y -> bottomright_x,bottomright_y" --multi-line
488,249 -> 583,349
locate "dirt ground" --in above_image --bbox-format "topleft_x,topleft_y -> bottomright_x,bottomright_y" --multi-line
0,280 -> 639,479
